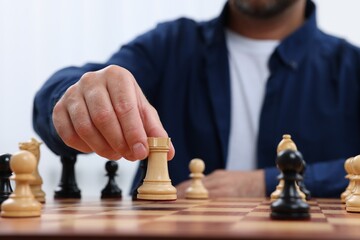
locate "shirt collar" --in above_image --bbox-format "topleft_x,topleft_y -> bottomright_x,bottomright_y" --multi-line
202,1 -> 229,48
203,0 -> 319,69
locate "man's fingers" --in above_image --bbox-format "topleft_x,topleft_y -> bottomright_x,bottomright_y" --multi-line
105,66 -> 148,160
141,102 -> 175,160
54,66 -> 174,161
53,99 -> 92,153
65,84 -> 122,160
82,77 -> 129,156
136,84 -> 175,160
202,170 -> 226,189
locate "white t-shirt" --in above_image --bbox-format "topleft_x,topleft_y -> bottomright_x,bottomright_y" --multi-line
226,29 -> 279,171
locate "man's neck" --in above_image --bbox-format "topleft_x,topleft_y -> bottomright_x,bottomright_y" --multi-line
227,0 -> 306,40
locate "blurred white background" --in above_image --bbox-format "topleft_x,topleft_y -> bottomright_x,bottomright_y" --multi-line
0,0 -> 359,200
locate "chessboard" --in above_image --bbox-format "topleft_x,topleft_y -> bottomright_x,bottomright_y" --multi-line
1,197 -> 360,240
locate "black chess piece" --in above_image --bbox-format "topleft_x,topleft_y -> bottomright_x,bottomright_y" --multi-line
0,154 -> 13,205
54,155 -> 81,199
132,159 -> 148,200
271,149 -> 310,220
101,160 -> 122,199
298,159 -> 311,200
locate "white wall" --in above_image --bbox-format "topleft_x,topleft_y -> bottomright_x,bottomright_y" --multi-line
0,0 -> 359,200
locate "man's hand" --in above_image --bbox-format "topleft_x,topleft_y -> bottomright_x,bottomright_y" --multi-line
176,169 -> 265,198
52,65 -> 175,161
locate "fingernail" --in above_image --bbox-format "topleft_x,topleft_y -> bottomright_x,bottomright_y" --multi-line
132,142 -> 147,160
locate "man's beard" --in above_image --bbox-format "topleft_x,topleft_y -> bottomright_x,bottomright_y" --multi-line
233,0 -> 299,19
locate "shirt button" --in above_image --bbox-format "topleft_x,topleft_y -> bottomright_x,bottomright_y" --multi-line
289,61 -> 298,69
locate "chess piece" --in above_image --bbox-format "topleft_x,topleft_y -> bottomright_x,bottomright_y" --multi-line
346,155 -> 360,212
19,138 -> 46,203
341,157 -> 355,203
0,154 -> 13,205
1,150 -> 41,217
137,137 -> 177,200
270,149 -> 310,220
132,159 -> 147,200
271,134 -> 306,201
298,159 -> 311,200
101,160 -> 122,199
185,158 -> 209,199
270,179 -> 284,201
277,134 -> 298,153
54,155 -> 81,199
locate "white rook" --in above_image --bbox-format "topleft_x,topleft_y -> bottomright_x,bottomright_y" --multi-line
137,137 -> 177,200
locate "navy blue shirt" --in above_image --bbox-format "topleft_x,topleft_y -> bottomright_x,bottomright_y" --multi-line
33,0 -> 360,197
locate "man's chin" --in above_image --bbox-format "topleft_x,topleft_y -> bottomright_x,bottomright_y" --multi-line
232,0 -> 299,19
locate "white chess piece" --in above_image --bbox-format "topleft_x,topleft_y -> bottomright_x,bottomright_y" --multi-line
137,137 -> 177,200
1,150 -> 41,217
19,138 -> 46,203
185,158 -> 209,199
346,155 -> 360,212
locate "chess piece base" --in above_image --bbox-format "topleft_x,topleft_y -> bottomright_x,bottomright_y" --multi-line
101,186 -> 122,199
271,199 -> 310,220
346,195 -> 360,212
185,185 -> 209,199
101,194 -> 122,199
1,198 -> 41,218
137,181 -> 177,200
346,206 -> 360,212
54,187 -> 81,199
185,191 -> 208,199
137,193 -> 177,200
270,211 -> 310,220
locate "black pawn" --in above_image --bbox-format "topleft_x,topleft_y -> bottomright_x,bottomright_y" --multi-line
271,149 -> 310,220
132,159 -> 147,200
54,155 -> 81,199
101,160 -> 122,199
298,160 -> 311,200
0,154 -> 13,205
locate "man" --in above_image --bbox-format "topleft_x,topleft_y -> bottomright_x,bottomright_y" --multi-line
33,0 -> 360,198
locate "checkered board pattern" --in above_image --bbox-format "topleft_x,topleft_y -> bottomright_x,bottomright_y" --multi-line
1,198 -> 360,240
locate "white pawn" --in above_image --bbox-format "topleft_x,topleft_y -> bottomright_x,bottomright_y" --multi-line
341,157 -> 355,203
185,158 -> 209,199
1,150 -> 41,217
346,155 -> 360,212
